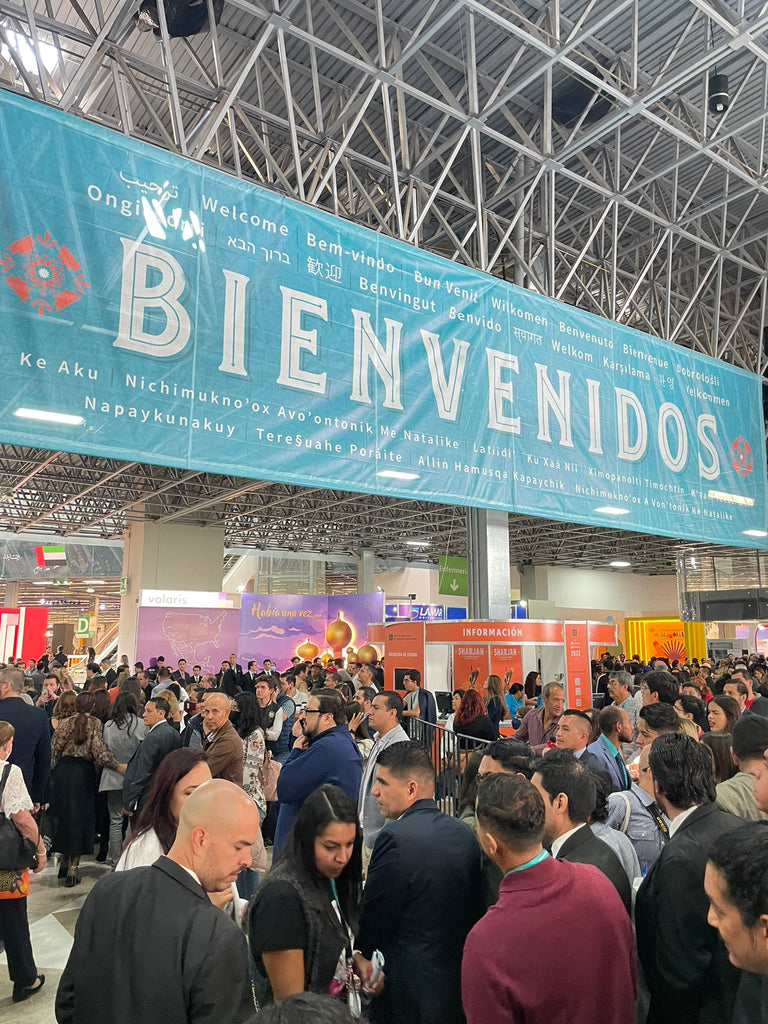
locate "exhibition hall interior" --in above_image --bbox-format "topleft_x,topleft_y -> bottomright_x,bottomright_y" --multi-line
1,0 -> 768,1021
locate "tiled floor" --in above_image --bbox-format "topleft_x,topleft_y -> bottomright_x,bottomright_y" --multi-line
0,857 -> 110,1024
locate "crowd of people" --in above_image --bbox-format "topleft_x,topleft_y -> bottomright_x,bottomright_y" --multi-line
1,646 -> 768,1022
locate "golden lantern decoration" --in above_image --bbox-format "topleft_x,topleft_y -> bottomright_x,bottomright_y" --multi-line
296,638 -> 319,661
357,643 -> 378,663
326,611 -> 353,655
320,651 -> 333,665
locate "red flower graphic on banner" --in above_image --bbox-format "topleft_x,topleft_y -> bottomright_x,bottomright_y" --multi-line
1,232 -> 89,316
731,436 -> 753,477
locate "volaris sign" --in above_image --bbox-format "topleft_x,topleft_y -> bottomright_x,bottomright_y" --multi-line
0,91 -> 766,547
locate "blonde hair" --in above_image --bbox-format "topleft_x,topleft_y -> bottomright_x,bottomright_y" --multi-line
155,689 -> 180,719
0,721 -> 15,747
678,716 -> 701,740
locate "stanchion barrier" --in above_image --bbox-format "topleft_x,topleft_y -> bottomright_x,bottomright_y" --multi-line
405,717 -> 491,818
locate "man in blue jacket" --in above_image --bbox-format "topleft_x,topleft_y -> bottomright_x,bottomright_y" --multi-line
273,689 -> 361,853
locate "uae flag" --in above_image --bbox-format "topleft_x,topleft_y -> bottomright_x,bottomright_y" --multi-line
35,545 -> 67,567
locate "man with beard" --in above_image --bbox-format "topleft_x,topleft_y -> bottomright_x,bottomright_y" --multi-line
273,689 -> 361,854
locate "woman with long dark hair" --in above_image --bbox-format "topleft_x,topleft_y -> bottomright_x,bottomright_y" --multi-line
115,747 -> 211,869
707,695 -> 741,735
453,689 -> 496,748
100,691 -> 146,864
233,691 -> 268,899
50,692 -> 125,886
248,784 -> 363,1005
484,675 -> 508,737
524,670 -> 541,701
701,731 -> 738,785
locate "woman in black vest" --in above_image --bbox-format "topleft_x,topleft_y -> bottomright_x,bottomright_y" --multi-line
248,784 -> 363,1006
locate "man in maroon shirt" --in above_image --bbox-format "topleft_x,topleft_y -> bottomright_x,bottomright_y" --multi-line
462,772 -> 636,1024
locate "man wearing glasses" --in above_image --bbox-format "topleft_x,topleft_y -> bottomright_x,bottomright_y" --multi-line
273,689 -> 362,854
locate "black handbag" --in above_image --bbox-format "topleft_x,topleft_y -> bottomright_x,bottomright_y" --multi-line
0,763 -> 37,871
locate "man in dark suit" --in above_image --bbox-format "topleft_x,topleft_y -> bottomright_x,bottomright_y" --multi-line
55,780 -> 258,1024
531,750 -> 631,912
215,661 -> 240,698
122,698 -> 182,813
241,661 -> 259,693
636,734 -> 742,1024
0,667 -> 50,806
586,706 -> 634,793
190,665 -> 203,686
171,659 -> 192,686
99,659 -> 117,687
228,653 -> 243,677
354,741 -> 483,1024
555,709 -> 610,780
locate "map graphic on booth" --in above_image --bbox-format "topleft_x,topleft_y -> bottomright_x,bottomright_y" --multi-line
136,607 -> 240,672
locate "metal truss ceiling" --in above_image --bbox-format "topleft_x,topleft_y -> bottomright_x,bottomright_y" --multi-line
2,0 -> 768,574
0,444 -> 713,574
3,0 -> 768,367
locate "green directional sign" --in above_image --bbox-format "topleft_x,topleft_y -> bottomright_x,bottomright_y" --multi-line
439,556 -> 468,597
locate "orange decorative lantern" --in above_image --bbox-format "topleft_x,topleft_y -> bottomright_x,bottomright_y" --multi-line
326,611 -> 353,656
320,651 -> 333,665
357,643 -> 378,663
297,638 -> 319,661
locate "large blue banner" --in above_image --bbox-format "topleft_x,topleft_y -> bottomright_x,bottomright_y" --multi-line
0,91 -> 766,547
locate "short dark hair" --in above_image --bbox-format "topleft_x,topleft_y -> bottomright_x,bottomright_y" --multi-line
371,690 -> 403,721
255,992 -> 359,1024
643,671 -> 680,704
86,661 -> 100,674
638,702 -> 681,734
530,750 -> 597,825
707,822 -> 768,928
725,680 -> 748,698
732,715 -> 768,762
405,669 -> 421,686
476,773 -> 545,852
309,690 -> 346,725
377,741 -> 435,788
148,696 -> 170,718
678,694 -> 707,722
483,738 -> 533,777
156,666 -> 171,680
359,686 -> 378,704
598,705 -> 625,736
649,733 -> 715,808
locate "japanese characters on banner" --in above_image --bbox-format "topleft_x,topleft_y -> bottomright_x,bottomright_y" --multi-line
1,91 -> 767,548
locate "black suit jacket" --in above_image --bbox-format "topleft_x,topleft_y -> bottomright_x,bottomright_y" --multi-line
215,669 -> 240,698
636,803 -> 742,1024
55,857 -> 253,1024
172,670 -> 192,685
240,672 -> 258,694
356,799 -> 483,1024
0,696 -> 50,803
122,720 -> 182,811
556,824 -> 632,913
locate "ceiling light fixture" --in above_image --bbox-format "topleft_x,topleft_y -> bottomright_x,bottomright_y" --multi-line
609,560 -> 631,568
377,470 -> 419,481
14,407 -> 84,426
594,506 -> 630,516
406,540 -> 430,547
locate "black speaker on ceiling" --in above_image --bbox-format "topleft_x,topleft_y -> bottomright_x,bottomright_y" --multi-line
135,0 -> 223,37
552,68 -> 612,127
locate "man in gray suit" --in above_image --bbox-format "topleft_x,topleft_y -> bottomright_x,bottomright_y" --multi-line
359,691 -> 409,852
586,706 -> 633,793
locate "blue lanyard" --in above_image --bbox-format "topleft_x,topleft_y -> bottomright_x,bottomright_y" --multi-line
505,849 -> 550,876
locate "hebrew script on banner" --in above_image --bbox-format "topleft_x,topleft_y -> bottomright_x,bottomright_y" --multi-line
1,92 -> 766,546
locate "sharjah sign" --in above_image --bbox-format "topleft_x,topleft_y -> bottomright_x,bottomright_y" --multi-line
1,92 -> 766,547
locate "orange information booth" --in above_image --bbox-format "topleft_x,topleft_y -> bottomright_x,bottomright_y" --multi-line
369,619 -> 618,711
